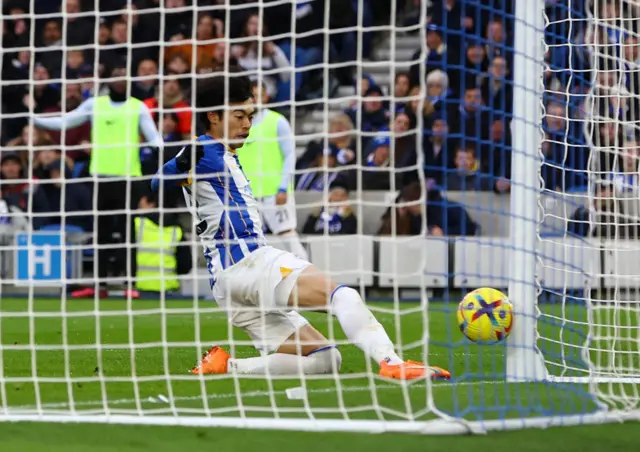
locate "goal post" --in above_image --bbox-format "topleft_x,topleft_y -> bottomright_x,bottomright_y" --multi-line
2,0 -> 640,436
507,0 -> 549,383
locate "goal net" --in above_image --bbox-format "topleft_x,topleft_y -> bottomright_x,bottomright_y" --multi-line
0,0 -> 639,434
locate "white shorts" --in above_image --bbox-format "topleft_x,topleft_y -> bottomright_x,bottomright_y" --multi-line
260,194 -> 298,235
212,246 -> 312,353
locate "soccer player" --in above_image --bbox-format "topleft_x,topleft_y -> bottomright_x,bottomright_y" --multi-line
237,80 -> 309,260
151,72 -> 450,380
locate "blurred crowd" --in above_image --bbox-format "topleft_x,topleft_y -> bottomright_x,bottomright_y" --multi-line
0,0 -> 637,240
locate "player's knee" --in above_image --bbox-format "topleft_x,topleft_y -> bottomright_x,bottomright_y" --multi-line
278,229 -> 297,236
330,286 -> 362,308
311,347 -> 342,373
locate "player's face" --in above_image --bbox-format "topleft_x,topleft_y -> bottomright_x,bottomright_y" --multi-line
210,100 -> 255,149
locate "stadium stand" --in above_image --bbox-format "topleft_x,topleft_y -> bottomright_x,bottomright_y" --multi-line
0,0 -> 638,290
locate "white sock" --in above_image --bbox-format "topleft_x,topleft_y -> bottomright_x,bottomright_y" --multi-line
227,347 -> 341,375
279,230 -> 309,260
331,286 -> 404,366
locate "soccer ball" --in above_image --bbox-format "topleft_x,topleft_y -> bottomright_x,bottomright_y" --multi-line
457,288 -> 514,343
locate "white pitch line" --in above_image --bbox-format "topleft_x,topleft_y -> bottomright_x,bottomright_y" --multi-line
6,380 -> 500,413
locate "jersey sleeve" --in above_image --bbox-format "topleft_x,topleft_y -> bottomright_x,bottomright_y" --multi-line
150,154 -> 187,192
193,141 -> 227,180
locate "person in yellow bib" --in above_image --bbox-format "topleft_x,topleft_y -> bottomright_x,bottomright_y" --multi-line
135,191 -> 192,293
237,80 -> 308,260
32,61 -> 163,300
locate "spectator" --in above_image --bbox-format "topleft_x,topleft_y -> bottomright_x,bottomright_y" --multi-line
298,113 -> 356,170
346,85 -> 390,149
335,136 -> 394,191
37,19 -> 63,76
485,20 -> 510,63
132,59 -> 159,101
32,148 -> 69,180
163,0 -> 192,42
0,152 -> 49,229
449,85 -> 490,169
410,24 -> 447,85
264,0 -> 324,102
363,112 -> 418,182
445,145 -> 510,193
165,13 -> 221,71
425,69 -> 451,112
296,146 -> 340,191
4,4 -> 29,49
37,158 -> 92,231
105,19 -> 130,68
1,46 -> 31,140
124,2 -> 161,63
231,12 -> 291,103
348,74 -> 375,109
5,125 -> 54,168
611,138 -> 640,192
569,180 -> 640,239
63,0 -> 93,47
481,56 -> 513,118
449,40 -> 487,97
405,85 -> 436,127
378,183 -> 447,236
393,72 -> 411,112
64,50 -> 89,79
144,75 -> 193,140
303,186 -> 357,235
26,64 -> 61,114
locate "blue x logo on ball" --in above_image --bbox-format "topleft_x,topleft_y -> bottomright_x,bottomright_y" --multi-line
471,294 -> 502,327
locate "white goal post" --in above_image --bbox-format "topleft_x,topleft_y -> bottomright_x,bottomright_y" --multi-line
1,0 -> 640,435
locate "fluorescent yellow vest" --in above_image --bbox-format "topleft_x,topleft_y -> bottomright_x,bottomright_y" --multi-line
238,109 -> 290,198
134,217 -> 182,292
90,96 -> 143,177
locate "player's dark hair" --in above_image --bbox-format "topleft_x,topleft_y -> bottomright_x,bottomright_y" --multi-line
196,67 -> 253,128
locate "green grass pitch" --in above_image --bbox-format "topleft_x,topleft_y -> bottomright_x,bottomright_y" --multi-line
0,296 -> 639,451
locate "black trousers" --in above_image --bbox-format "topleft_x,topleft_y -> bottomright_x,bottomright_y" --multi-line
94,178 -> 143,286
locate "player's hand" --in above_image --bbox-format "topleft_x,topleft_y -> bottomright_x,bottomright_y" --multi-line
175,144 -> 204,173
275,191 -> 287,205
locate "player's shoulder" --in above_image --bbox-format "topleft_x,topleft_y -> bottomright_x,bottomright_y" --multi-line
194,135 -> 227,173
195,135 -> 226,152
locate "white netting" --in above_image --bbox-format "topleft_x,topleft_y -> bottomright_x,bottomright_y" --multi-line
0,0 -> 638,434
537,0 -> 640,410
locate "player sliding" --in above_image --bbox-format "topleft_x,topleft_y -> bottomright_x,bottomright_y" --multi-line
151,71 -> 450,380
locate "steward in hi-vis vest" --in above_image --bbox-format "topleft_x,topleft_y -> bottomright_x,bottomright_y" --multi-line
135,192 -> 192,293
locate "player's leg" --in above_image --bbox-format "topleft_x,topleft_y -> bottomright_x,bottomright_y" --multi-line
192,313 -> 342,375
262,195 -> 309,260
288,265 -> 450,380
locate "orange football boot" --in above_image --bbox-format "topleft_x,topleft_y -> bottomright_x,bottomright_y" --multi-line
191,346 -> 231,374
379,360 -> 451,380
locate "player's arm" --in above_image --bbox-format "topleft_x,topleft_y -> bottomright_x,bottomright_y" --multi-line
151,144 -> 203,192
276,116 -> 296,196
32,97 -> 95,130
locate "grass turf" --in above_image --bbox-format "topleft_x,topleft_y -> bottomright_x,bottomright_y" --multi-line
0,297 -> 638,450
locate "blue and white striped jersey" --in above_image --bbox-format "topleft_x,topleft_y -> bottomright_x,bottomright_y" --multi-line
151,135 -> 267,286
